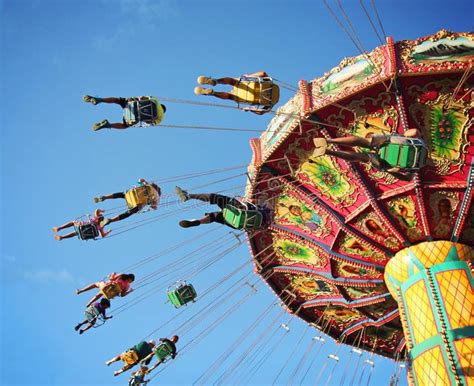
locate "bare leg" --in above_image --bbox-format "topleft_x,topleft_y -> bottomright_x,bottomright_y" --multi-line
109,122 -> 129,129
99,97 -> 127,105
325,149 -> 371,163
327,136 -> 371,149
106,206 -> 140,224
210,91 -> 237,101
106,354 -> 122,366
100,192 -> 126,201
215,77 -> 239,86
86,292 -> 103,308
79,323 -> 94,334
77,283 -> 99,295
54,231 -> 77,241
54,221 -> 76,232
114,365 -> 132,376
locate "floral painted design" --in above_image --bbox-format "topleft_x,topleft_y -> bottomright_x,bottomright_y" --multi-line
299,155 -> 356,207
274,238 -> 325,267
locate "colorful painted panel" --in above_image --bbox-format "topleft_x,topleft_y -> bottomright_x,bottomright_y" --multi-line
286,274 -> 336,299
427,190 -> 461,238
385,195 -> 424,241
273,236 -> 327,268
297,154 -> 358,208
354,212 -> 402,251
333,261 -> 380,279
345,285 -> 384,300
335,232 -> 387,262
274,188 -> 331,238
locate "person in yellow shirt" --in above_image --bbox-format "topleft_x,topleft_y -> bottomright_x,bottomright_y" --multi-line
194,71 -> 279,115
83,95 -> 166,131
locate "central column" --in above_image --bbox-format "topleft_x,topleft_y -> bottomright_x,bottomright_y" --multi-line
384,241 -> 474,386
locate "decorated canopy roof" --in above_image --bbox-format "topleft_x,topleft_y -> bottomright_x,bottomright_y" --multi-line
245,30 -> 474,358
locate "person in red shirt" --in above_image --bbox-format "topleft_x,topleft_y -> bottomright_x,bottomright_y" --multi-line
76,272 -> 135,307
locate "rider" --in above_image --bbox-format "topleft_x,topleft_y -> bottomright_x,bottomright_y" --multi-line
94,178 -> 161,226
128,366 -> 150,385
142,336 -> 179,374
175,187 -> 270,230
194,71 -> 279,115
76,272 -> 135,307
312,129 -> 426,181
52,209 -> 111,241
83,95 -> 166,131
74,298 -> 112,335
106,340 -> 157,376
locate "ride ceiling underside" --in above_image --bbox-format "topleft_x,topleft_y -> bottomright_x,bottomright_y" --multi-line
245,30 -> 474,358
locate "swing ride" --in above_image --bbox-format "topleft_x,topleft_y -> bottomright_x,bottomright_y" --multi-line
243,29 -> 474,385
58,28 -> 473,386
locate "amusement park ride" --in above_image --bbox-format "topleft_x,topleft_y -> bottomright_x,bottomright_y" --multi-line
244,30 -> 473,385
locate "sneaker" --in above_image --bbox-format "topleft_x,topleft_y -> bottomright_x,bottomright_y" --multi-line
312,138 -> 328,157
106,360 -> 113,366
194,86 -> 214,96
100,218 -> 111,227
94,196 -> 104,203
79,330 -> 84,335
92,119 -> 110,131
83,95 -> 98,105
175,186 -> 189,202
76,289 -> 81,295
179,220 -> 201,228
75,324 -> 81,331
197,76 -> 217,86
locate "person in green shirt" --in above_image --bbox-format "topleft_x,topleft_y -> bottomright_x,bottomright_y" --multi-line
312,129 -> 426,181
106,340 -> 156,376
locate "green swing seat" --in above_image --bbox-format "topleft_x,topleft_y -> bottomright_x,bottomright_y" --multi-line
378,137 -> 428,171
222,203 -> 263,230
154,341 -> 175,362
167,281 -> 197,308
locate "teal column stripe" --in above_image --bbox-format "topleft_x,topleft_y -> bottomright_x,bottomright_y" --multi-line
409,334 -> 442,358
385,272 -> 402,290
445,244 -> 460,262
400,279 -> 418,345
409,337 -> 459,386
408,249 -> 425,271
447,326 -> 474,341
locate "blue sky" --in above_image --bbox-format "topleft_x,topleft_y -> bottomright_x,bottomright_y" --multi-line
1,1 -> 472,385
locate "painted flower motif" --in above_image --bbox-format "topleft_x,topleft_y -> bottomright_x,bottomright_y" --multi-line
276,239 -> 312,261
430,107 -> 463,160
301,155 -> 355,206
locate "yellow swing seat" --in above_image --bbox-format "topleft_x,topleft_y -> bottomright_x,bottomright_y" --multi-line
100,282 -> 122,300
232,76 -> 280,111
125,185 -> 155,209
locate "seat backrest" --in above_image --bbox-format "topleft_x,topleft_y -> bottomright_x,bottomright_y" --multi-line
100,282 -> 122,300
154,342 -> 174,361
222,205 -> 263,230
379,138 -> 428,170
125,185 -> 155,208
76,223 -> 99,240
123,99 -> 161,125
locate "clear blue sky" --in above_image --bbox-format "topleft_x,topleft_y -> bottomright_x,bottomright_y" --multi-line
1,1 -> 472,385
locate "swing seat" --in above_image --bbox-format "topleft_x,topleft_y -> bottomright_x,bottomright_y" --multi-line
84,305 -> 106,326
75,223 -> 99,240
222,203 -> 263,230
167,281 -> 197,308
379,138 -> 428,171
100,282 -> 122,300
154,341 -> 174,362
129,374 -> 145,386
123,98 -> 163,126
121,350 -> 139,365
125,185 -> 156,209
234,77 -> 280,112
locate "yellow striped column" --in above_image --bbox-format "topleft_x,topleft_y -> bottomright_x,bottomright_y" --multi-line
384,241 -> 474,386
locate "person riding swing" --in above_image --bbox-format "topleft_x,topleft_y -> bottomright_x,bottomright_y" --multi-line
83,95 -> 166,131
94,178 -> 161,226
193,71 -> 280,115
312,129 -> 428,181
52,209 -> 111,241
175,187 -> 272,231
